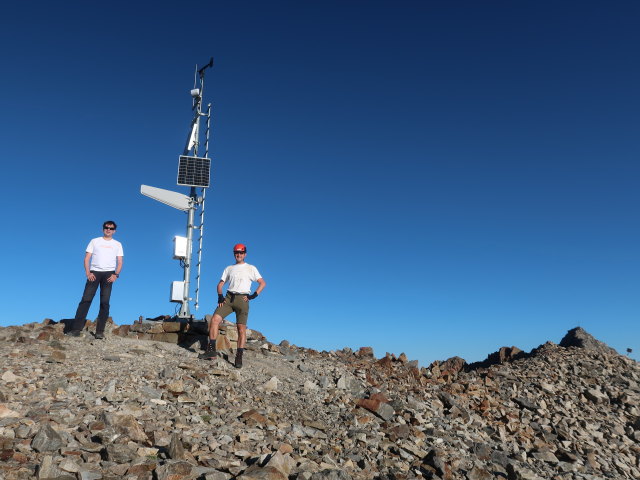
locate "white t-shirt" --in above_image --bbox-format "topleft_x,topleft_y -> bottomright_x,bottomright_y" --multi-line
221,263 -> 262,294
86,237 -> 124,271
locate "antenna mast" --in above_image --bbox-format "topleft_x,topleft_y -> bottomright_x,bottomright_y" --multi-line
141,57 -> 214,320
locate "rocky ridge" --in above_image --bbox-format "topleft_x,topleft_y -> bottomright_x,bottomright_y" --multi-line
0,320 -> 638,480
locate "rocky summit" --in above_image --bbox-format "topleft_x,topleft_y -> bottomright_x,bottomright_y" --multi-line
0,319 -> 638,480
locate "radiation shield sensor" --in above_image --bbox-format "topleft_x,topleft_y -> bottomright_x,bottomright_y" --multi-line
173,236 -> 187,259
170,281 -> 185,302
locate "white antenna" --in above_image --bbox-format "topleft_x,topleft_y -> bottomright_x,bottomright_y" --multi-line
140,185 -> 192,211
141,58 -> 214,320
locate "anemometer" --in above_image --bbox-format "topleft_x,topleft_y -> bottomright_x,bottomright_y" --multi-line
140,58 -> 214,320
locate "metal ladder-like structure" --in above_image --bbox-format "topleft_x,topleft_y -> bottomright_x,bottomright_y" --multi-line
194,104 -> 212,311
187,60 -> 213,313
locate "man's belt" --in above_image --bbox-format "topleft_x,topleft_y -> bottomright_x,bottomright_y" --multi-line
228,291 -> 250,301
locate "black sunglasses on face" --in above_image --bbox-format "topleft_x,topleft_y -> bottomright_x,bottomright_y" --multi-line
104,226 -> 116,230
234,251 -> 245,254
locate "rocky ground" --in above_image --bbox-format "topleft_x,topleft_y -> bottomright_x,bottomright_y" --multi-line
0,319 -> 638,480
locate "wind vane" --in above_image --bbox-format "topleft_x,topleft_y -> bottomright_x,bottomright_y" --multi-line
140,58 -> 214,320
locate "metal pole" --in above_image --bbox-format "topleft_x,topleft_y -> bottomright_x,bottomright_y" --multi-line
179,58 -> 213,319
179,201 -> 195,318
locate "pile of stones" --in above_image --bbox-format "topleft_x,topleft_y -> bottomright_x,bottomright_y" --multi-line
0,320 -> 638,480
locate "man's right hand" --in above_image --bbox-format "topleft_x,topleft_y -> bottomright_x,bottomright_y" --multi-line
218,294 -> 225,307
87,273 -> 96,282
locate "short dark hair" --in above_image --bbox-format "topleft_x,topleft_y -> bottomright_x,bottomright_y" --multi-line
103,220 -> 117,230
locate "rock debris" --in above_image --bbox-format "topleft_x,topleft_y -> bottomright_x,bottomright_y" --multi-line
0,318 -> 638,480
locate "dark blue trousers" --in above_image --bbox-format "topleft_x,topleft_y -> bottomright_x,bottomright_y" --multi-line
72,271 -> 114,333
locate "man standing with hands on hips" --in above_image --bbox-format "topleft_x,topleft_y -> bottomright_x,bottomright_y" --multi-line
200,243 -> 266,368
68,221 -> 123,339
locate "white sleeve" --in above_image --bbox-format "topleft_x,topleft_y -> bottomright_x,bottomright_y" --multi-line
117,242 -> 124,256
86,239 -> 95,253
251,266 -> 262,281
220,267 -> 230,283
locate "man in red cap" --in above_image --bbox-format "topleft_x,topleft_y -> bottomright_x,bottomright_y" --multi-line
200,243 -> 266,368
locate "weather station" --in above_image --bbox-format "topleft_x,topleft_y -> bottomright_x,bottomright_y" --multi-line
141,58 -> 214,322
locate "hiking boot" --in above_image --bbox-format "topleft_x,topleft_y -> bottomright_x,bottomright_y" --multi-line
94,332 -> 105,340
67,330 -> 82,337
234,349 -> 244,369
198,342 -> 217,359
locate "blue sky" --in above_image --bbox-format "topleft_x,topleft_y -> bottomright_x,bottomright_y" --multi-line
1,1 -> 638,365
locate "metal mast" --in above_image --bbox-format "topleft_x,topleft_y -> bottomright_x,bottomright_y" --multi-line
140,58 -> 214,320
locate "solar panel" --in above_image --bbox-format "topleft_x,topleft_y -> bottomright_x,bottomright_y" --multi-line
177,155 -> 211,187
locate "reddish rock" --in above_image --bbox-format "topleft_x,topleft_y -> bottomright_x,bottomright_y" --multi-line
240,409 -> 267,426
357,395 -> 395,421
0,450 -> 13,461
356,346 -> 374,358
374,356 -> 393,371
12,451 -> 27,463
37,332 -> 51,341
237,465 -> 287,479
440,356 -> 466,375
369,392 -> 389,403
277,443 -> 293,454
127,462 -> 156,475
112,325 -> 130,336
387,423 -> 410,441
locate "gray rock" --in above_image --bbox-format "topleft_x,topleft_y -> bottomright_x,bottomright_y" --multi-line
168,432 -> 186,459
78,470 -> 103,480
531,449 -> 559,463
31,424 -> 63,452
559,327 -> 618,355
584,387 -> 609,404
506,462 -> 545,480
309,470 -> 352,480
513,397 -> 538,410
467,466 -> 493,480
237,466 -> 287,479
104,444 -> 137,463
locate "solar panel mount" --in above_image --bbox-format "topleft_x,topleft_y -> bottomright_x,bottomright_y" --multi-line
177,155 -> 211,188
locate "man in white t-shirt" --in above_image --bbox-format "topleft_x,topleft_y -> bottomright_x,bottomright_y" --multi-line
199,243 -> 266,368
68,221 -> 124,339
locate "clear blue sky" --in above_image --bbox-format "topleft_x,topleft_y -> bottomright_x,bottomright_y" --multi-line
1,1 -> 638,365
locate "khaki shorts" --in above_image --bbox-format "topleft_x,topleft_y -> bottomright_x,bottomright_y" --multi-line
214,292 -> 250,325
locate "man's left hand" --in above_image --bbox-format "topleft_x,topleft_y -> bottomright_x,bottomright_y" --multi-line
108,274 -> 118,283
244,292 -> 258,302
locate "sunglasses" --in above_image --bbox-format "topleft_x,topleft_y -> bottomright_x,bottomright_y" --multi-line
234,251 -> 246,254
104,226 -> 116,230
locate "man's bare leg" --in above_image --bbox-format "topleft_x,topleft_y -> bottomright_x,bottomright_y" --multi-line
209,314 -> 223,341
199,314 -> 223,359
237,324 -> 246,349
235,324 -> 247,368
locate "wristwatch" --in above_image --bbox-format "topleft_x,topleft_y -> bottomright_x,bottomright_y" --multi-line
114,273 -> 119,277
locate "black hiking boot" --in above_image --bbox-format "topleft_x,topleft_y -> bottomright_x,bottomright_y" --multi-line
94,332 -> 105,340
234,349 -> 244,369
67,330 -> 82,337
198,341 -> 217,359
